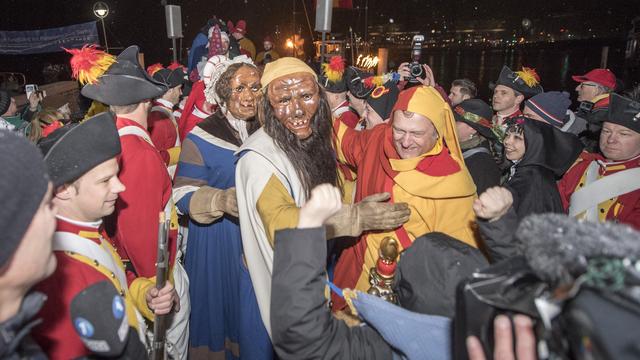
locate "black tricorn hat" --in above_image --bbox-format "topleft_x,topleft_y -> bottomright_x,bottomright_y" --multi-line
607,93 -> 640,134
318,56 -> 348,93
81,46 -> 168,106
319,73 -> 348,93
493,65 -> 543,99
153,68 -> 186,89
167,67 -> 186,88
366,80 -> 400,120
453,99 -> 497,141
345,66 -> 374,99
38,112 -> 121,187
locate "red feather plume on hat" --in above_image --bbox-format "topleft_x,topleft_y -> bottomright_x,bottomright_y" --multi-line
363,76 -> 375,89
322,56 -> 346,83
146,63 -> 164,76
64,44 -> 116,85
363,72 -> 394,88
168,62 -> 185,71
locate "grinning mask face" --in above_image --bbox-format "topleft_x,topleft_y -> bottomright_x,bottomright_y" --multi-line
267,72 -> 320,140
226,65 -> 261,120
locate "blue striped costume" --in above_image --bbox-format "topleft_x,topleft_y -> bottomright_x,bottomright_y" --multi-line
173,111 -> 271,359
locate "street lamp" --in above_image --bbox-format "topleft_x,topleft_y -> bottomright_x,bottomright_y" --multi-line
93,2 -> 109,52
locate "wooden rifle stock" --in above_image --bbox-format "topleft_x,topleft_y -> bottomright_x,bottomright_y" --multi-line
151,212 -> 170,360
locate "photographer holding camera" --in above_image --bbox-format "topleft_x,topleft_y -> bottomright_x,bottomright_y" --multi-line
395,35 -> 451,104
0,88 -> 43,134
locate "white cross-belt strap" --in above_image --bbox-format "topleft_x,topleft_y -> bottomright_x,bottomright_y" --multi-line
151,106 -> 175,123
53,231 -> 150,345
53,231 -> 128,287
191,106 -> 210,119
118,126 -> 155,147
560,111 -> 576,132
569,162 -> 640,220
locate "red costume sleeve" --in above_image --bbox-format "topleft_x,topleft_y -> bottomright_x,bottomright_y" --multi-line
148,111 -> 178,166
334,120 -> 381,169
114,136 -> 173,278
556,153 -> 591,211
178,113 -> 203,143
557,170 -> 577,211
339,110 -> 360,129
621,200 -> 640,230
33,254 -> 104,359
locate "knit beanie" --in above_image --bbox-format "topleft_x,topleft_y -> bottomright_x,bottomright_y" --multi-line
0,90 -> 11,115
525,91 -> 572,128
0,130 -> 50,268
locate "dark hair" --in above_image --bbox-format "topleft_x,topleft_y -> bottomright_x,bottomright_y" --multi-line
109,103 -> 139,115
260,86 -> 340,199
215,63 -> 258,108
452,78 -> 477,98
505,120 -> 524,136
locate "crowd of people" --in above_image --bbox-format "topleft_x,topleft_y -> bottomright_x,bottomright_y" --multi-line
1,15 -> 639,360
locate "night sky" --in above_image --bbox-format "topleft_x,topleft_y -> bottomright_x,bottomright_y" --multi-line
2,0 -> 639,77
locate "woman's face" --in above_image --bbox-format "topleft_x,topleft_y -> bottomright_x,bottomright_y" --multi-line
503,130 -> 526,161
226,66 -> 261,120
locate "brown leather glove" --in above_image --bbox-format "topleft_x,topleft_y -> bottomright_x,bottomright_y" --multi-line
325,192 -> 411,239
215,187 -> 238,217
189,186 -> 238,224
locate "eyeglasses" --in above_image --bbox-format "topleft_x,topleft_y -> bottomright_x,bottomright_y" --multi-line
579,83 -> 598,88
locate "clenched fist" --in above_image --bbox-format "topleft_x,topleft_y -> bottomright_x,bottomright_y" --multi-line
298,184 -> 343,228
473,187 -> 513,222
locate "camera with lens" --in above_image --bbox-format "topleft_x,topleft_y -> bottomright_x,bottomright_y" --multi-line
263,53 -> 273,65
454,255 -> 640,359
408,35 -> 425,84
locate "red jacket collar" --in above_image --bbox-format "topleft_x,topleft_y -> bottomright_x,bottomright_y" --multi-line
56,216 -> 104,245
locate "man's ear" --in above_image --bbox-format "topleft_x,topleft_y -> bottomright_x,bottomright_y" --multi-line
515,94 -> 525,106
54,184 -> 75,201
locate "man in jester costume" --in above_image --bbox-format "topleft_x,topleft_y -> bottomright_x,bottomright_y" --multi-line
331,85 -> 480,312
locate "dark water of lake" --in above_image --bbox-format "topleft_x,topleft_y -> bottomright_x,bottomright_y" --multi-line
3,39 -> 637,109
385,39 -> 634,106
